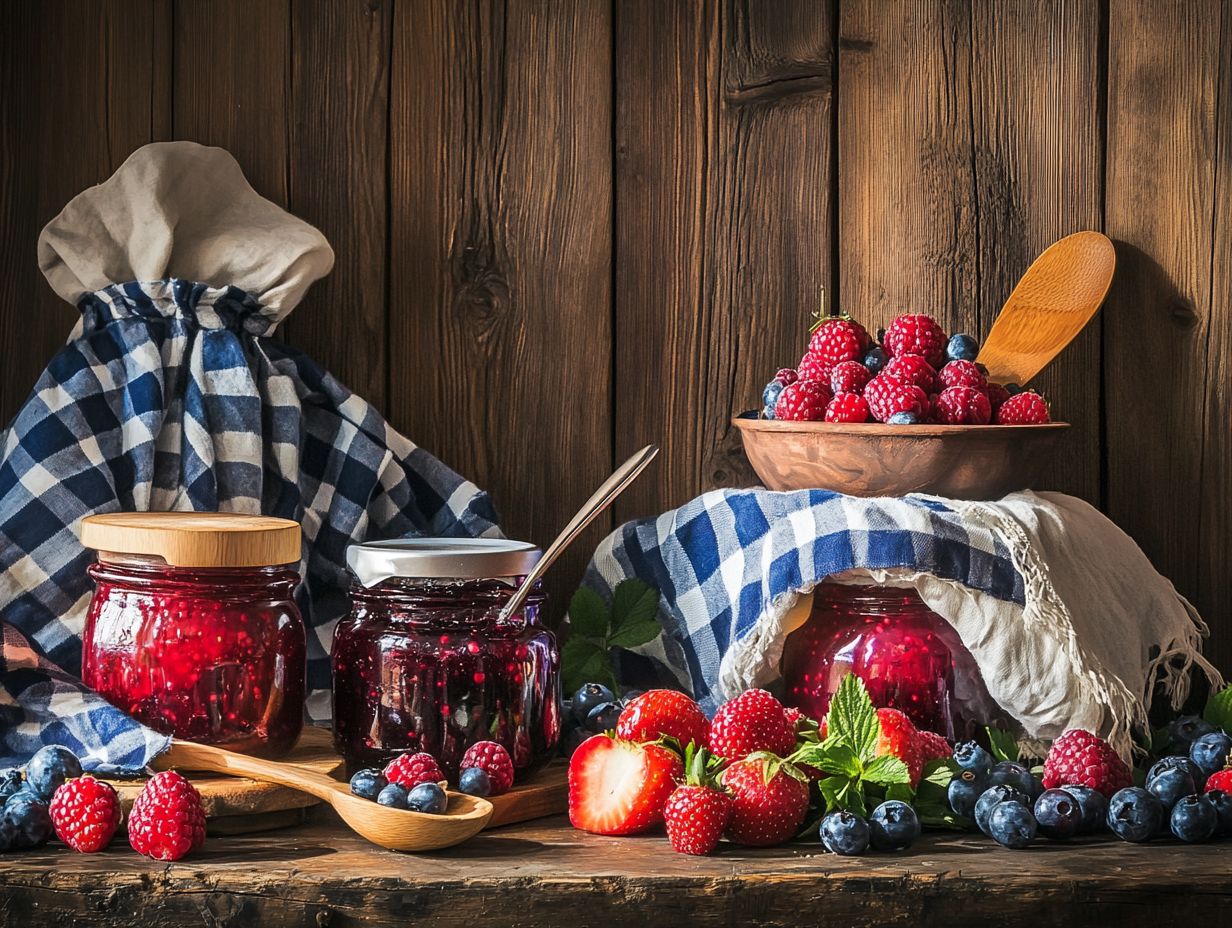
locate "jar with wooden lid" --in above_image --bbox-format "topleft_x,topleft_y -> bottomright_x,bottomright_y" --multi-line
80,512 -> 306,757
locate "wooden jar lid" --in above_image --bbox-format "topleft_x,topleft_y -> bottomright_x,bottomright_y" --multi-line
80,512 -> 302,568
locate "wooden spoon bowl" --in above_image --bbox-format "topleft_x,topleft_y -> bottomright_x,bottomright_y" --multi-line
733,416 -> 1068,499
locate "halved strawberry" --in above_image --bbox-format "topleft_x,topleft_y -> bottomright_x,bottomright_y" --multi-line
615,689 -> 709,749
567,734 -> 683,836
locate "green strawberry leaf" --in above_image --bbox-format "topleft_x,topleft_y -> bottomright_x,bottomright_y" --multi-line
812,741 -> 862,778
818,775 -> 849,812
1203,685 -> 1232,733
863,754 -> 910,786
826,674 -> 880,762
985,726 -> 1019,762
567,587 -> 611,639
885,782 -> 915,804
608,616 -> 662,649
561,638 -> 614,694
611,579 -> 658,631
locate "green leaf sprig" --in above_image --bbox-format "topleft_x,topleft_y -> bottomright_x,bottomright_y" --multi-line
1203,684 -> 1232,733
561,579 -> 662,695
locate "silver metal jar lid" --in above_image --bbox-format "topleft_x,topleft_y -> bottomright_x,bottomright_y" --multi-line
346,538 -> 542,587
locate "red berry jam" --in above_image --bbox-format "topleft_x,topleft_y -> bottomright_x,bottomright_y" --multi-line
82,555 -> 306,756
333,539 -> 561,779
782,582 -> 1004,740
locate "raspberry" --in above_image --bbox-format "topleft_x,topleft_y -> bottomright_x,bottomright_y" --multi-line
864,374 -> 929,423
1042,729 -> 1132,798
916,730 -> 952,765
986,382 -> 1011,413
127,771 -> 206,861
808,318 -> 871,367
882,354 -> 938,394
934,386 -> 992,424
829,360 -> 871,395
384,752 -> 444,789
708,689 -> 796,761
796,353 -> 831,384
460,741 -> 515,796
938,359 -> 987,391
774,381 -> 831,421
884,314 -> 948,367
774,368 -> 799,387
995,391 -> 1051,424
49,775 -> 120,853
1205,769 -> 1232,793
825,392 -> 871,423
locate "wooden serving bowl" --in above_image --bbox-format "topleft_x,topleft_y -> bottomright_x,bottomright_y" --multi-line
732,416 -> 1069,499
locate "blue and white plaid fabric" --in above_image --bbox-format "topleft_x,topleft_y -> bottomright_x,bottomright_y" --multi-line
0,279 -> 499,773
581,488 -> 1023,713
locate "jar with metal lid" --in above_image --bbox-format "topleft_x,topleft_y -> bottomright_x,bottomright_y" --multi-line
80,512 -> 306,757
333,538 -> 562,778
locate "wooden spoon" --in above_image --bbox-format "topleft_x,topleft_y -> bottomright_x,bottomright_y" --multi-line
976,231 -> 1115,385
163,739 -> 493,852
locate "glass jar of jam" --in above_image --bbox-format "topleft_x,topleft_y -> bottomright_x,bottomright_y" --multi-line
80,512 -> 306,757
333,538 -> 561,779
781,581 -> 1005,740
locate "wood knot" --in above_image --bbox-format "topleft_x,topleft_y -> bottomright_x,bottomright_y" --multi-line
1170,299 -> 1199,327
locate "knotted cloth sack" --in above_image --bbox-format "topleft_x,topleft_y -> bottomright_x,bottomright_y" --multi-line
0,142 -> 499,773
581,488 -> 1223,759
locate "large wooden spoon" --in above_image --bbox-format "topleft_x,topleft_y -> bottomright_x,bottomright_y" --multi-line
163,739 -> 493,851
976,231 -> 1115,385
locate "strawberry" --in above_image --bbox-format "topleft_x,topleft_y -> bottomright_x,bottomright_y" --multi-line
882,354 -> 938,394
809,318 -> 871,367
708,689 -> 796,761
864,374 -> 929,423
917,729 -> 952,764
567,734 -> 683,836
934,386 -> 992,424
774,381 -> 831,421
876,707 -> 923,788
829,360 -> 871,395
796,353 -> 831,384
825,392 -> 871,423
722,753 -> 810,846
615,689 -> 709,749
938,359 -> 987,391
995,391 -> 1051,424
884,314 -> 948,367
663,746 -> 731,856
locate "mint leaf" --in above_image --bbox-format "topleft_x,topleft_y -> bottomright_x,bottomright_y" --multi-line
985,726 -> 1019,762
826,674 -> 880,761
819,776 -> 867,817
608,616 -> 661,649
863,754 -> 910,786
819,775 -> 847,812
568,587 -> 610,639
611,579 -> 658,631
813,741 -> 862,778
1203,685 -> 1232,733
561,638 -> 613,694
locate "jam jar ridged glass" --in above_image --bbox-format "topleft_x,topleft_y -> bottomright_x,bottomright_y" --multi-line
332,538 -> 562,779
80,512 -> 306,757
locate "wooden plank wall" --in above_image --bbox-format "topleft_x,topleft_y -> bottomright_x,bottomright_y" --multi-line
0,0 -> 1229,674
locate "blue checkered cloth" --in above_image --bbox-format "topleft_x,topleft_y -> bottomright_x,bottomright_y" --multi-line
0,279 -> 499,774
580,488 -> 1023,713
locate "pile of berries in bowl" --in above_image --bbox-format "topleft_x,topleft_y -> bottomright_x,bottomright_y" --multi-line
733,313 -> 1068,499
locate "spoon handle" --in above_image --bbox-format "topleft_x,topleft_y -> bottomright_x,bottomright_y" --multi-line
164,738 -> 347,805
498,444 -> 659,623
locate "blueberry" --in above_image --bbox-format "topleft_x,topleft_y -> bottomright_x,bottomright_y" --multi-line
1107,787 -> 1164,842
947,769 -> 988,818
1167,715 -> 1214,749
585,701 -> 623,733
570,683 -> 616,726
565,727 -> 592,755
975,785 -> 1030,837
1205,788 -> 1232,836
24,745 -> 81,800
349,768 -> 387,802
762,379 -> 787,411
621,689 -> 646,702
406,782 -> 448,815
0,770 -> 22,805
953,741 -> 993,775
1003,383 -> 1022,396
987,801 -> 1036,848
376,783 -> 410,810
862,347 -> 889,375
974,362 -> 989,376
819,810 -> 870,856
1170,794 -> 1218,842
761,404 -> 776,420
987,761 -> 1035,796
1060,784 -> 1108,833
0,793 -> 53,850
1033,788 -> 1082,840
1189,731 -> 1232,778
459,767 -> 491,797
946,334 -> 979,362
886,412 -> 920,425
1146,766 -> 1195,812
1148,755 -> 1206,790
868,800 -> 920,851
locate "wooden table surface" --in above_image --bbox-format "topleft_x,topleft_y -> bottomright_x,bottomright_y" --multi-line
1,811 -> 1229,927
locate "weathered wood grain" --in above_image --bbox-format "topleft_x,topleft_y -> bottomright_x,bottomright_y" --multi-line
1104,0 -> 1230,672
388,0 -> 614,620
1,819 -> 1230,927
613,0 -> 835,524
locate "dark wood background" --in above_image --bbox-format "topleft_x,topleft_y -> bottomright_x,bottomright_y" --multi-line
2,0 -> 1230,673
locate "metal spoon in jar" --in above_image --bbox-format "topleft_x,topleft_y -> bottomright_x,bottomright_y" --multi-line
497,444 -> 660,623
